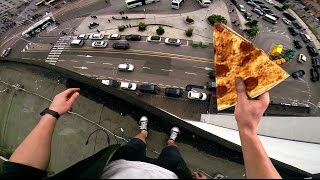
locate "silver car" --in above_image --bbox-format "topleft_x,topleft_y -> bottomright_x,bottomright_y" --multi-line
164,38 -> 181,46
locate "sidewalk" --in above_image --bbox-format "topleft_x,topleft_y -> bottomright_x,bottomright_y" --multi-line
75,1 -> 232,42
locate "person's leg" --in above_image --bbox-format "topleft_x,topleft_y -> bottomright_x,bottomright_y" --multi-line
154,127 -> 186,173
109,116 -> 149,162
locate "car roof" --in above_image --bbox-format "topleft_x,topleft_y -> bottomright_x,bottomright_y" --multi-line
111,34 -> 119,37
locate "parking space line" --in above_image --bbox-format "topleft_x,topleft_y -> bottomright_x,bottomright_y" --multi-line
185,72 -> 197,75
161,69 -> 173,72
142,67 -> 151,69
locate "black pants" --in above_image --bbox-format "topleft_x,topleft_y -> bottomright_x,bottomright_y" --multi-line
110,138 -> 185,175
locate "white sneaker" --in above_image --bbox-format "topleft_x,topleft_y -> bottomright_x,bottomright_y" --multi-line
139,116 -> 148,130
169,127 -> 180,141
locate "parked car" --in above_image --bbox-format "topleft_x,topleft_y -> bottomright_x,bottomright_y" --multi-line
288,27 -> 298,36
263,9 -> 274,14
108,34 -> 121,40
264,0 -> 273,4
311,57 -> 320,68
187,91 -> 207,101
297,53 -> 307,63
147,36 -> 161,42
274,5 -> 284,11
118,63 -> 134,71
291,70 -> 305,78
1,48 -> 12,57
269,13 -> 280,20
88,22 -> 99,29
244,12 -> 252,20
206,81 -> 216,92
139,84 -> 160,94
101,79 -> 120,88
120,82 -> 137,91
89,33 -> 104,40
281,17 -> 291,25
112,42 -> 130,50
300,33 -> 312,43
165,87 -> 183,97
247,1 -> 256,6
293,40 -> 302,49
208,70 -> 215,79
253,0 -> 264,4
252,8 -> 264,16
237,4 -> 246,12
92,40 -> 108,48
306,45 -> 319,56
77,34 -> 88,39
165,38 -> 181,46
125,34 -> 141,41
292,21 -> 302,29
310,68 -> 319,82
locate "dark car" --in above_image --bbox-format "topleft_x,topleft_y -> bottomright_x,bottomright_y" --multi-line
112,42 -> 130,50
310,68 -> 319,82
288,27 -> 298,36
102,79 -> 120,88
292,21 -> 302,29
88,22 -> 99,29
274,5 -> 284,11
291,70 -> 305,78
253,1 -> 264,4
311,57 -> 320,68
264,9 -> 274,14
165,88 -> 183,97
125,34 -> 141,41
244,12 -> 252,20
206,81 -> 216,92
282,12 -> 296,21
293,40 -> 302,49
208,71 -> 215,79
139,84 -> 160,94
259,4 -> 269,8
307,45 -> 319,56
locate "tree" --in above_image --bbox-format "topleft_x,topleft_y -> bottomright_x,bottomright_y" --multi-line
246,25 -> 259,36
138,22 -> 147,31
250,20 -> 258,26
118,24 -> 125,31
156,26 -> 165,35
282,3 -> 290,10
185,28 -> 193,37
207,14 -> 227,25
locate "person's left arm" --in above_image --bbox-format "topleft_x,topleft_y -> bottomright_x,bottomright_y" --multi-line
8,88 -> 80,170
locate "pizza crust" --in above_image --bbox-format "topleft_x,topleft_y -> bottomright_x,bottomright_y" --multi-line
214,23 -> 290,111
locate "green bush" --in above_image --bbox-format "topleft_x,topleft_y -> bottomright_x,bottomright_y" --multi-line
156,26 -> 165,35
185,28 -> 193,37
207,14 -> 227,25
282,3 -> 290,10
118,24 -> 125,31
138,22 -> 147,31
186,16 -> 194,23
246,25 -> 259,36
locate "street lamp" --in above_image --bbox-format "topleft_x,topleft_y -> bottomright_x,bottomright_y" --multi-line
203,8 -> 210,21
143,9 -> 146,18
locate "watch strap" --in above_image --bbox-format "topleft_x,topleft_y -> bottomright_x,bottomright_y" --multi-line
40,108 -> 60,119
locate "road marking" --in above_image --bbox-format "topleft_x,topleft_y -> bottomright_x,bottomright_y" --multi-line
49,52 -> 61,55
186,40 -> 189,46
142,81 -> 148,84
48,55 -> 60,57
86,61 -> 96,64
102,62 -> 113,65
124,79 -> 131,81
165,85 -> 171,87
142,67 -> 151,69
47,57 -> 58,60
57,47 -> 65,50
108,77 -> 113,79
158,84 -> 164,86
45,60 -> 57,63
185,72 -> 197,75
161,69 -> 173,72
133,80 -> 140,83
58,60 -> 65,62
173,86 -> 178,88
180,87 -> 184,89
73,66 -> 88,70
49,63 -> 55,66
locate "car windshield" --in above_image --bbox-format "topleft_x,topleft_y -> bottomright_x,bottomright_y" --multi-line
199,93 -> 203,99
128,84 -> 132,88
126,64 -> 129,69
151,36 -> 160,40
169,39 -> 177,42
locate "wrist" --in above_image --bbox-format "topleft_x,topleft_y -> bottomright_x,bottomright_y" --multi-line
237,123 -> 257,136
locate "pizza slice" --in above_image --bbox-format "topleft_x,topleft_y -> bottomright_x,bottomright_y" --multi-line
214,23 -> 289,111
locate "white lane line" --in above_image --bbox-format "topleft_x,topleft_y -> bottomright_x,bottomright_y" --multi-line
22,57 -> 31,60
142,67 -> 151,69
124,79 -> 131,81
49,63 -> 55,65
49,52 -> 61,55
86,61 -> 96,64
133,80 -> 140,83
142,82 -> 148,84
173,86 -> 179,88
47,57 -> 58,60
160,69 -> 173,72
185,72 -> 197,75
57,47 -> 64,50
102,62 -> 113,65
186,40 -> 189,46
73,66 -> 88,70
58,60 -> 65,62
48,55 -> 60,57
45,60 -> 57,63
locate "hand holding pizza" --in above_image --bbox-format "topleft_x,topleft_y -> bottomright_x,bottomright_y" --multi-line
234,78 -> 270,134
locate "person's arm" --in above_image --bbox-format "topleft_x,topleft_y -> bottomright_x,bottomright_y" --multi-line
9,88 -> 80,170
234,78 -> 281,179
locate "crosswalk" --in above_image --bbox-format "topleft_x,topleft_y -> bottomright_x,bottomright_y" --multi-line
45,36 -> 71,65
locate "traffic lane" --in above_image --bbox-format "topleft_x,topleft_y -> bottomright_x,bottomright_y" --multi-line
77,38 -> 213,60
57,53 -> 212,88
254,29 -> 292,52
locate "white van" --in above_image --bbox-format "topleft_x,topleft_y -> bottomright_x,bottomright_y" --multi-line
171,0 -> 184,9
89,33 -> 104,40
196,0 -> 211,7
70,40 -> 84,46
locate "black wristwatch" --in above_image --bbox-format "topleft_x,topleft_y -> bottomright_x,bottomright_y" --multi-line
40,108 -> 60,120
